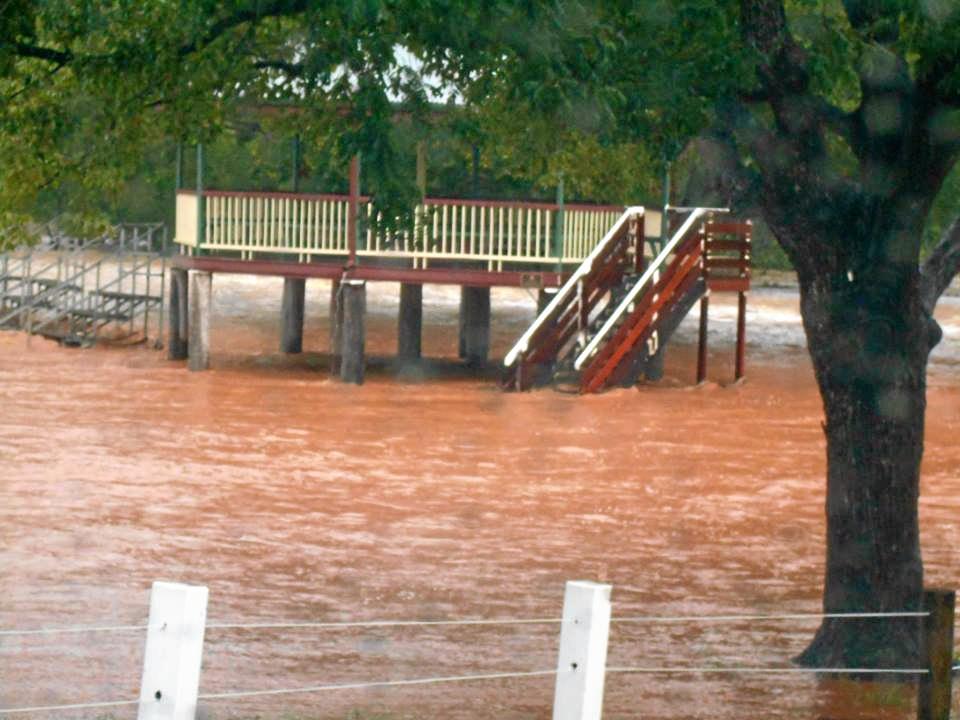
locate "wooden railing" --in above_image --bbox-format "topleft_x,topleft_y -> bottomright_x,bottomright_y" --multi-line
174,190 -> 623,268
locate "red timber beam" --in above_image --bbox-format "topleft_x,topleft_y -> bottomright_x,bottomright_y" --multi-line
170,255 -> 567,289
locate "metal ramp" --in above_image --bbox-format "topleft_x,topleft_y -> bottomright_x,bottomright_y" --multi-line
502,208 -> 751,392
0,224 -> 168,347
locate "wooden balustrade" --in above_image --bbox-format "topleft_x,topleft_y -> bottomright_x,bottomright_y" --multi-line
174,190 -> 622,267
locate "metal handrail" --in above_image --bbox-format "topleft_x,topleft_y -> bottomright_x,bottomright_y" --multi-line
0,259 -> 99,327
503,206 -> 645,368
29,230 -> 163,338
572,207 -> 727,371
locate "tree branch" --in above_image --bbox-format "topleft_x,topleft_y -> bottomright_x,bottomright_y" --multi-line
920,215 -> 960,312
740,0 -> 810,98
11,41 -> 72,65
176,0 -> 309,60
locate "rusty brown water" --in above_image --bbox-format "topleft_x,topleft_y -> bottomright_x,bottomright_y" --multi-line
1,279 -> 958,719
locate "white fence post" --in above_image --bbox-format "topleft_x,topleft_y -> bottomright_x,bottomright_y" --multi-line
552,580 -> 612,720
138,581 -> 209,720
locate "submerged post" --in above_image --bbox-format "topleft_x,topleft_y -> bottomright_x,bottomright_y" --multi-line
398,283 -> 423,361
280,277 -> 306,354
918,589 -> 955,720
538,288 -> 557,315
735,291 -> 747,381
340,279 -> 366,384
167,268 -> 189,361
459,286 -> 490,366
188,271 -> 211,371
552,581 -> 612,720
696,293 -> 709,384
138,581 -> 208,720
330,278 -> 342,373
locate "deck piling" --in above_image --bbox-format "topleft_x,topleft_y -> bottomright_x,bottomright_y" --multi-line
537,288 -> 557,315
187,271 -> 211,372
644,335 -> 665,382
167,268 -> 189,361
696,294 -> 709,384
280,277 -> 306,354
340,280 -> 366,384
460,286 -> 490,366
398,283 -> 423,361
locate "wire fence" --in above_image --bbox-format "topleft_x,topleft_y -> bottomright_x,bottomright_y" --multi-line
0,582 -> 954,719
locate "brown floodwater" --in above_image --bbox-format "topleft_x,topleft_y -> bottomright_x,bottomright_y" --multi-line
1,278 -> 958,719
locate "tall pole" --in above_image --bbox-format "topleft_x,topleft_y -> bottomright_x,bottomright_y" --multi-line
175,142 -> 184,191
196,143 -> 204,252
291,134 -> 302,193
347,154 -> 360,268
471,145 -> 480,198
416,141 -> 427,198
659,158 -> 671,253
554,172 -> 565,273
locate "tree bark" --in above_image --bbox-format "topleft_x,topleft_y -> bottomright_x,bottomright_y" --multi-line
794,258 -> 936,669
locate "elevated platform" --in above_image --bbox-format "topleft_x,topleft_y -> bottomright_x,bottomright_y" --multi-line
168,190 -> 748,389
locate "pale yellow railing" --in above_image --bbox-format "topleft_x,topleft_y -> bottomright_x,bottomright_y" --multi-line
175,190 -> 623,267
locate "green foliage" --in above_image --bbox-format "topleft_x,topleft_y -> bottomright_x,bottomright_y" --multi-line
2,0 -> 959,274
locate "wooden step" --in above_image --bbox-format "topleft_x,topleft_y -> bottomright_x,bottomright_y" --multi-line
70,308 -> 132,322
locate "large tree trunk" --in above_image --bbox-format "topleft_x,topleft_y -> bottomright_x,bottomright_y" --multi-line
794,259 -> 936,669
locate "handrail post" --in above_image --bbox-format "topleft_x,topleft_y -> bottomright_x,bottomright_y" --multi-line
138,581 -> 208,720
552,580 -> 612,720
918,588 -> 955,720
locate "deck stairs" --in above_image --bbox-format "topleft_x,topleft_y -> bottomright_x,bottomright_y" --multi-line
502,207 -> 751,392
0,224 -> 167,347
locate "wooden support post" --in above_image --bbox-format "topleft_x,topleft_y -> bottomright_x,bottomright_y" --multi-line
645,336 -> 665,382
458,291 -> 466,359
330,279 -> 342,374
188,271 -> 211,372
398,282 -> 423,361
460,286 -> 490,366
696,293 -> 709,384
280,277 -> 306,354
552,581 -> 612,720
339,279 -> 366,384
538,288 -> 557,315
918,589 -> 955,720
138,581 -> 208,720
167,268 -> 189,361
348,154 -> 360,267
735,291 -> 747,381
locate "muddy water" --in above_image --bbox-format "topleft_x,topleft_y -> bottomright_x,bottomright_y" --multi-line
1,278 -> 958,720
